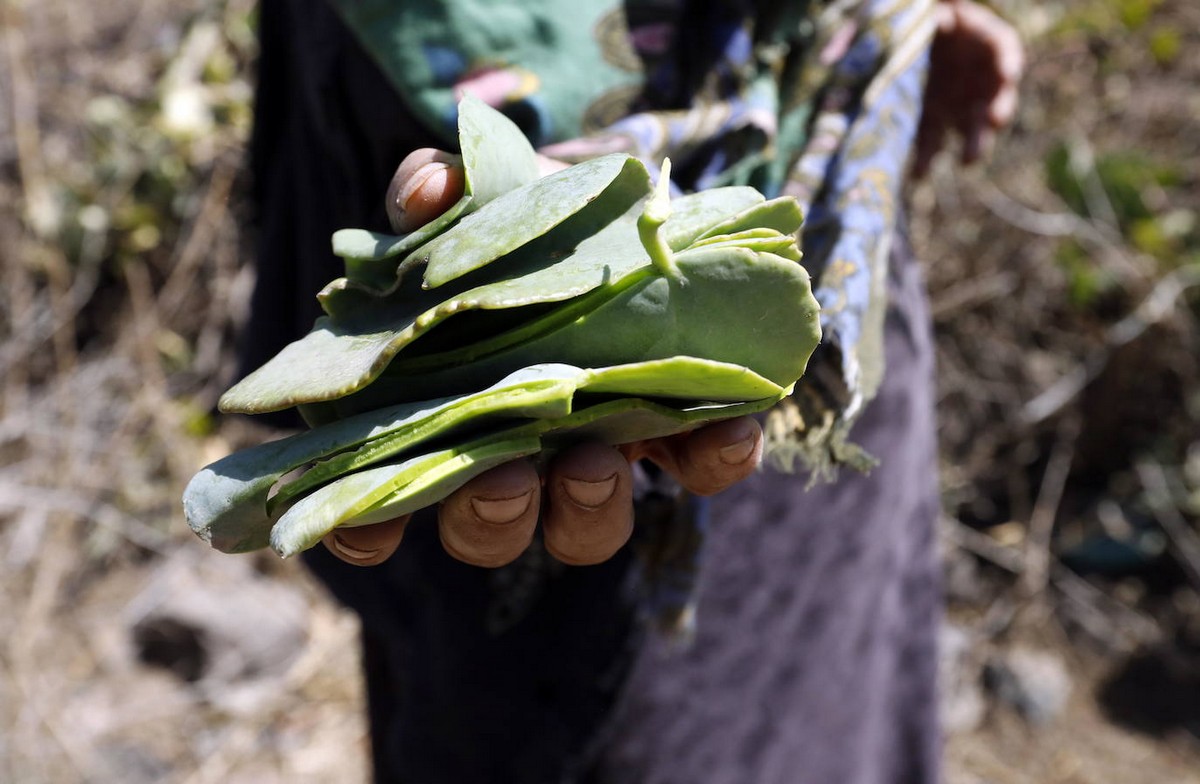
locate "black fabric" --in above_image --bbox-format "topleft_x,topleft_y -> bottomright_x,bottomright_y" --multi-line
244,0 -> 438,404
246,3 -> 941,781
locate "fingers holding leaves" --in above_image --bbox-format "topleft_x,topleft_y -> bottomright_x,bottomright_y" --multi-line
627,416 -> 764,497
543,442 -> 635,566
319,417 -> 761,569
438,459 -> 541,568
322,516 -> 410,566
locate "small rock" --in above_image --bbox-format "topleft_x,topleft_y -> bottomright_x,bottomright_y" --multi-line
97,742 -> 171,784
985,646 -> 1073,725
123,552 -> 310,713
942,547 -> 987,606
939,622 -> 986,734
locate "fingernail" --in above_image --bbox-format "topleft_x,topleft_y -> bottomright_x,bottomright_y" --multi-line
331,533 -> 380,561
561,473 -> 618,509
397,161 -> 452,212
470,489 -> 535,524
718,436 -> 757,465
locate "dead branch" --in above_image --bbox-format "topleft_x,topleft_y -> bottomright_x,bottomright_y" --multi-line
1135,458 -> 1200,595
1022,266 -> 1200,425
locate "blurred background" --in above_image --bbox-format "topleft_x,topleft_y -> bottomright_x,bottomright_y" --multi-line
0,0 -> 1197,781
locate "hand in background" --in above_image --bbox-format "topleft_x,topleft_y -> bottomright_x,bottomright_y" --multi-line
323,148 -> 764,568
914,0 -> 1024,177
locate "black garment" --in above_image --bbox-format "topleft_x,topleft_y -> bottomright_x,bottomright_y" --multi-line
248,2 -> 941,781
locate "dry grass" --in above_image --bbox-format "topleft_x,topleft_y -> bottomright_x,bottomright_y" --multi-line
1,1 -> 366,780
1,0 -> 1197,781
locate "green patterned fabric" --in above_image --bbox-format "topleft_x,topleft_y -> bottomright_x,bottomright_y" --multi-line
331,0 -> 641,145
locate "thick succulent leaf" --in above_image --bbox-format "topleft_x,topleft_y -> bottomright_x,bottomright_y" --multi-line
402,186 -> 774,317
331,209 -> 467,291
456,94 -> 540,205
210,355 -> 782,555
332,229 -> 435,265
270,437 -> 542,557
377,270 -> 652,380
288,355 -> 777,501
269,392 -> 782,557
303,356 -> 784,482
221,260 -> 491,412
263,365 -> 583,514
358,246 -> 820,403
386,185 -> 764,321
325,95 -> 540,288
329,184 -> 762,303
380,349 -> 786,414
686,231 -> 802,261
579,356 -> 784,400
221,237 -> 635,414
220,315 -> 427,413
692,197 -> 805,242
188,364 -> 588,553
534,394 -> 781,450
661,187 -> 765,248
222,175 -> 794,415
415,154 -> 649,289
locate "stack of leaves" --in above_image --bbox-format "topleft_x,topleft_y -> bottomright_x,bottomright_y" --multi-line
184,97 -> 821,557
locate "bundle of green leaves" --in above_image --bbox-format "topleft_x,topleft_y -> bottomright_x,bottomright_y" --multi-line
184,97 -> 821,557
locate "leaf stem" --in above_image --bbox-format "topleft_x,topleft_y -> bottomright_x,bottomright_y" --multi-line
638,159 -> 682,280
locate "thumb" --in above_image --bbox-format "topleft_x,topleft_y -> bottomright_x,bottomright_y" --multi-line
387,148 -> 466,233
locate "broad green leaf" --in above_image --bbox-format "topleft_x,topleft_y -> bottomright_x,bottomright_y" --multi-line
456,95 -> 540,205
292,355 -> 782,500
270,437 -> 542,557
189,364 -> 588,553
686,231 -> 802,261
579,356 -> 784,400
332,229 -> 429,265
331,185 -> 766,297
350,246 -> 820,404
221,222 -> 636,413
269,392 -> 783,557
533,394 -> 781,450
263,366 -> 581,514
197,355 -> 785,555
307,356 -> 784,473
661,187 -> 765,248
326,95 -> 541,290
692,197 -> 805,242
221,182 -> 771,414
415,154 -> 649,289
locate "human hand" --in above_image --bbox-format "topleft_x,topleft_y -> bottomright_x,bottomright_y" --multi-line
324,148 -> 764,568
913,0 -> 1024,177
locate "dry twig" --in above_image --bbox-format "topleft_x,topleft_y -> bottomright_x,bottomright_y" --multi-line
1135,458 -> 1200,595
1022,266 -> 1200,425
1022,420 -> 1078,595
